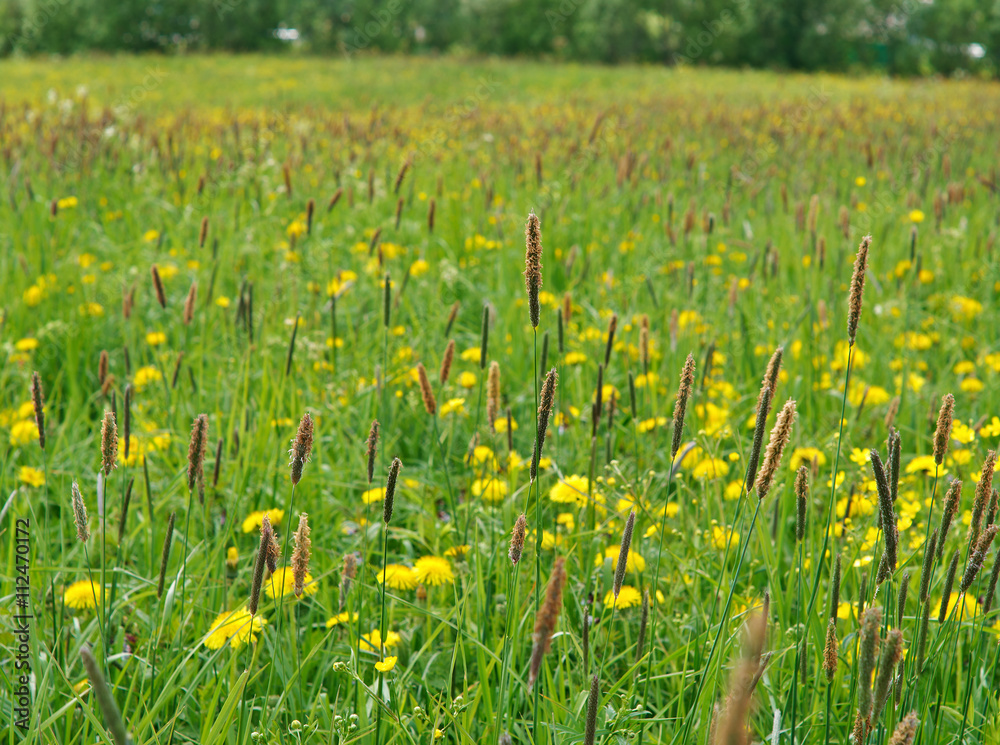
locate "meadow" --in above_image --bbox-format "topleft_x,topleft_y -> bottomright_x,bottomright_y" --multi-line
1,55 -> 1000,745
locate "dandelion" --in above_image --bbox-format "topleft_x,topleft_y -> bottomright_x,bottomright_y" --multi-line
242,509 -> 284,533
65,580 -> 101,609
326,611 -> 358,628
414,555 -> 454,586
379,564 -> 419,590
18,466 -> 45,487
264,566 -> 318,600
360,628 -> 401,651
203,607 -> 266,649
603,585 -> 642,608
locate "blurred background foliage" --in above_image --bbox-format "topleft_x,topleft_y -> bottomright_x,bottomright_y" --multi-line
1,0 -> 999,76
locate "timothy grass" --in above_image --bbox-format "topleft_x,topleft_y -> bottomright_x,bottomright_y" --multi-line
1,54 -> 1000,745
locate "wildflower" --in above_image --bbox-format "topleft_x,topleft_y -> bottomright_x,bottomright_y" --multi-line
18,466 -> 45,487
326,612 -> 358,628
909,210 -> 924,223
361,628 -> 401,651
146,332 -> 167,346
362,487 -> 386,505
9,419 -> 39,446
203,608 -> 266,650
375,656 -> 398,672
132,366 -> 163,390
789,447 -> 826,471
472,477 -> 508,503
439,397 -> 466,417
379,564 -> 418,590
549,474 -> 594,507
264,566 -> 318,600
414,556 -> 454,586
242,509 -> 285,533
603,585 -> 642,608
64,580 -> 101,609
15,338 -> 39,352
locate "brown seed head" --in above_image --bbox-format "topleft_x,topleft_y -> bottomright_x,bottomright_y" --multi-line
530,368 -> 558,482
250,515 -> 272,615
961,524 -> 998,594
613,510 -> 635,598
31,371 -> 45,450
528,556 -> 567,687
970,450 -> 998,545
417,363 -> 436,415
671,353 -> 696,459
98,350 -> 109,386
754,399 -> 797,501
199,216 -> 208,248
100,411 -> 118,477
487,361 -> 501,431
937,480 -> 962,559
847,235 -> 871,345
384,457 -> 402,524
291,513 -> 312,598
872,628 -> 903,723
509,513 -> 527,566
933,393 -> 954,466
157,512 -> 175,599
183,281 -> 197,325
187,414 -> 208,495
71,481 -> 89,542
858,606 -> 882,722
289,412 -> 314,486
524,211 -> 543,328
795,465 -> 808,542
823,617 -> 838,681
604,313 -> 618,368
887,713 -> 919,745
151,264 -> 167,308
365,420 -> 379,485
439,339 -> 455,385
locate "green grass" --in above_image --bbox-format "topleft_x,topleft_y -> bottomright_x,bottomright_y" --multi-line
1,54 -> 1000,745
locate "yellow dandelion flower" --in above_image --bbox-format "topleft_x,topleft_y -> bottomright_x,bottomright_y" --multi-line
204,607 -> 266,650
326,612 -> 358,628
264,567 -> 318,600
444,545 -> 470,559
64,580 -> 101,610
146,332 -> 167,346
457,371 -> 477,389
549,475 -> 594,507
379,564 -> 418,590
241,509 -> 285,533
472,477 -> 508,503
18,466 -> 45,487
789,447 -> 827,471
603,585 -> 642,609
595,546 -> 646,572
360,628 -> 401,652
15,338 -> 39,352
439,398 -> 466,417
9,419 -> 39,446
362,487 -> 386,505
413,556 -> 454,586
132,366 -> 163,390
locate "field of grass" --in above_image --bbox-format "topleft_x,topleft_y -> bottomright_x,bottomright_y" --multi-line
2,55 -> 1000,745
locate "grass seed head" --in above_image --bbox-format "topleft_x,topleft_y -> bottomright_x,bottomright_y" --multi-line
151,264 -> 167,308
528,555 -> 566,688
30,371 -> 44,450
101,410 -> 118,477
933,393 -> 954,466
292,512 -> 312,598
366,420 -> 379,485
417,363 -> 436,415
384,457 -> 402,524
754,398 -> 796,501
524,211 -> 543,328
671,353 -> 696,459
439,339 -> 455,385
289,412 -> 314,486
71,481 -> 89,542
509,513 -> 527,566
847,235 -> 871,346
